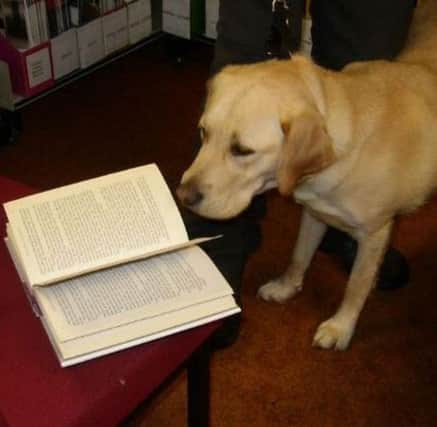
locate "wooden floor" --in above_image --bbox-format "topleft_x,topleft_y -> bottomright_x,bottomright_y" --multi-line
1,37 -> 436,427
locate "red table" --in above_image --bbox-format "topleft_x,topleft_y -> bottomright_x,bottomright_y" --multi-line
0,176 -> 220,427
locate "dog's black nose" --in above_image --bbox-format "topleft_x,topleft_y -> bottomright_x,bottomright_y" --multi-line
176,183 -> 204,207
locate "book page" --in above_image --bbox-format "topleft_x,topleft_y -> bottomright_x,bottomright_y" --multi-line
4,164 -> 188,286
35,246 -> 235,342
44,297 -> 240,367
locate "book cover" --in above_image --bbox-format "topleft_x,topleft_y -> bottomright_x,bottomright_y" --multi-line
102,5 -> 127,55
76,16 -> 104,68
50,27 -> 79,79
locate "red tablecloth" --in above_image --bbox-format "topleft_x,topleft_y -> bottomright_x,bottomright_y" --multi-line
0,176 -> 219,427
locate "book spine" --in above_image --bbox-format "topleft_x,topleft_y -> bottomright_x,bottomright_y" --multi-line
46,0 -> 57,36
39,0 -> 49,41
23,0 -> 35,45
69,0 -> 79,26
64,0 -> 71,28
54,0 -> 63,33
27,0 -> 39,45
35,0 -> 42,43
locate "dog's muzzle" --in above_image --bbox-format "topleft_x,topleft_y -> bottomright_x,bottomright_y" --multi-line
176,182 -> 204,208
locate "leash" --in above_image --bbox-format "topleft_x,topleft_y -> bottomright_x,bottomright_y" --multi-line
267,0 -> 307,58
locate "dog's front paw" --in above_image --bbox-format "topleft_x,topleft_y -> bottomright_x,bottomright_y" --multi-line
313,317 -> 354,351
257,277 -> 302,303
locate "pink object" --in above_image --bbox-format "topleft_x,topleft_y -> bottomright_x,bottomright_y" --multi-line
0,36 -> 54,97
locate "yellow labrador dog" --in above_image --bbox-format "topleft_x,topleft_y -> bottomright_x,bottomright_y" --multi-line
177,1 -> 437,350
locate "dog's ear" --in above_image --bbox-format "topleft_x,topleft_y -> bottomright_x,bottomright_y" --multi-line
277,113 -> 335,195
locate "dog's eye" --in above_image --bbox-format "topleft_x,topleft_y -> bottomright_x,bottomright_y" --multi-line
230,143 -> 255,157
199,126 -> 206,140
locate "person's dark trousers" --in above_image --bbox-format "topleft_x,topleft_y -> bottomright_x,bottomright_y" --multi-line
182,197 -> 266,348
311,0 -> 416,70
211,0 -> 273,73
181,0 -> 273,348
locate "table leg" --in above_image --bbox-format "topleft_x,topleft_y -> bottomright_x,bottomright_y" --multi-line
0,110 -> 21,145
187,338 -> 212,427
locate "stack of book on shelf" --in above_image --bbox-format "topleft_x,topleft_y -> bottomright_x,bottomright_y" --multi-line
2,0 -> 50,48
0,0 -> 54,98
3,164 -> 240,367
0,0 -> 152,101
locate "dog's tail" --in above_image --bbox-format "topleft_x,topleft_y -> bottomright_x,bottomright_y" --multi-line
398,0 -> 437,70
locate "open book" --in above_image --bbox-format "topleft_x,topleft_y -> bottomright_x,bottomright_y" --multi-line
3,164 -> 240,367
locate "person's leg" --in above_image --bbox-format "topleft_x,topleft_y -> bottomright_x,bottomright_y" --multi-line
183,196 -> 266,348
212,0 -> 306,72
311,0 -> 415,289
311,0 -> 416,70
184,1 -> 273,348
211,0 -> 272,73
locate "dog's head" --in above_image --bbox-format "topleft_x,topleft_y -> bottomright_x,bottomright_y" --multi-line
177,56 -> 336,219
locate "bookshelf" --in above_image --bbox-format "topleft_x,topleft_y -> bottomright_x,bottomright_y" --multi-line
11,31 -> 162,110
0,0 -> 218,143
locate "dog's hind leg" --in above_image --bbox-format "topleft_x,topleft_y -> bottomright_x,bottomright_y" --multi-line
313,220 -> 393,350
258,208 -> 327,303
